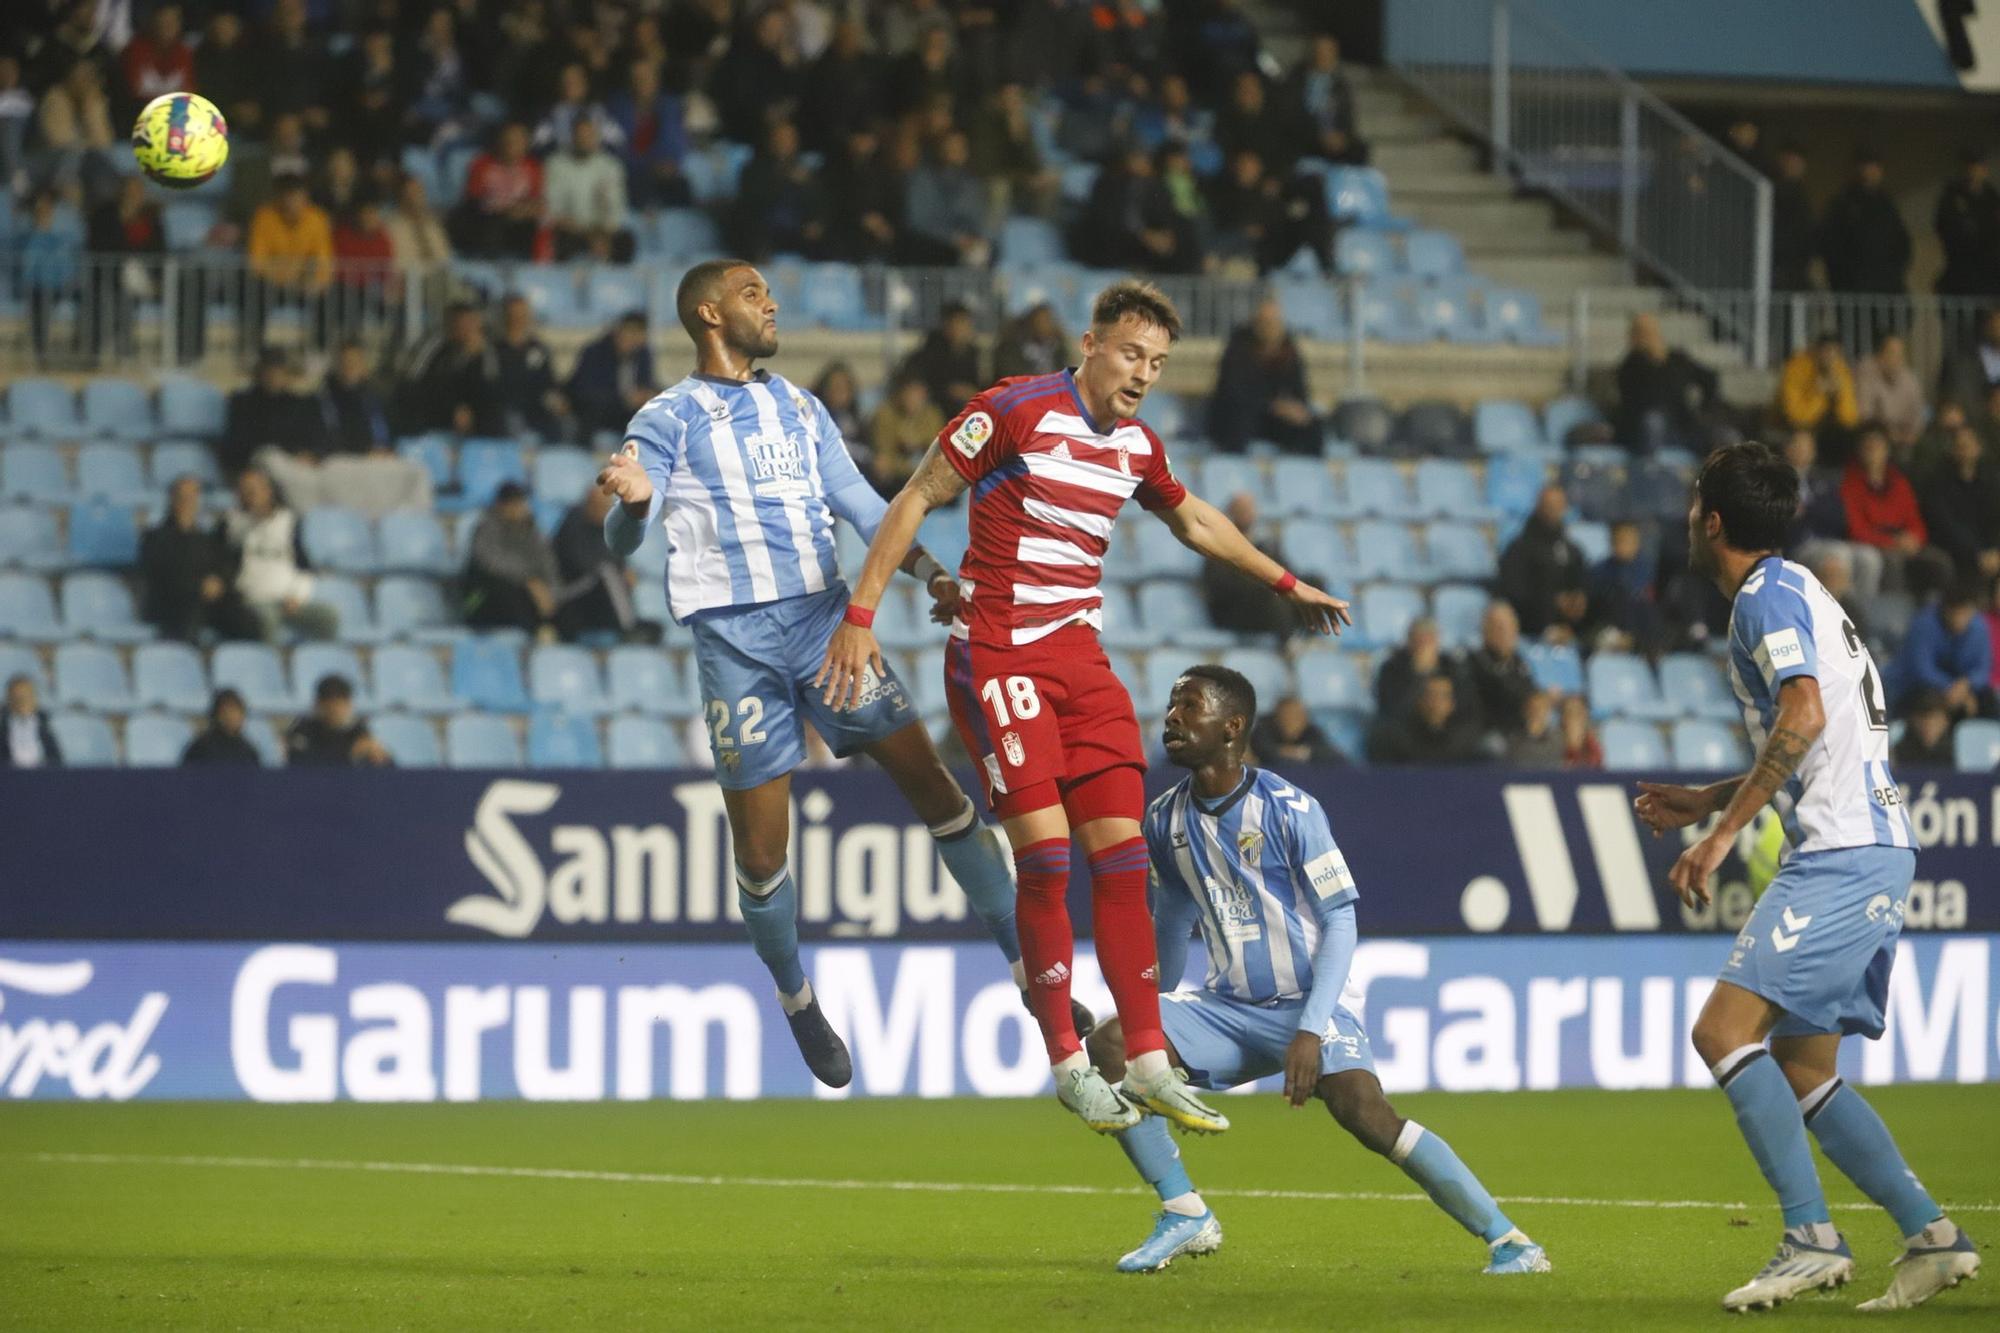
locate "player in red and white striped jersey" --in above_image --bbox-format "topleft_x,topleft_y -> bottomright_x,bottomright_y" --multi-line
818,281 -> 1349,1135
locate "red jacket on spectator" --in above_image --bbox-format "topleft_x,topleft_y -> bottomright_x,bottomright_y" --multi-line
1840,459 -> 1928,549
464,154 -> 543,215
333,220 -> 395,290
122,35 -> 197,104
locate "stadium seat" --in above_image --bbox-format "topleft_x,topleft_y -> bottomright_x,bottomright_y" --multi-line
1229,648 -> 1293,704
1524,641 -> 1584,695
80,379 -> 153,439
1560,459 -> 1627,524
1569,520 -> 1612,565
1485,289 -> 1561,346
1394,401 -> 1472,458
1135,519 -> 1203,579
7,378 -> 80,437
1294,647 -> 1369,711
66,502 -> 141,567
998,217 -> 1065,267
1279,522 -> 1354,585
1329,398 -> 1394,456
0,573 -> 61,640
1097,582 -> 1158,649
212,642 -> 293,713
1659,653 -> 1740,720
1414,282 -> 1483,344
125,712 -> 195,767
301,507 -> 379,573
607,713 -> 682,768
529,643 -> 609,713
1474,400 -> 1545,453
377,511 -> 454,575
370,644 -> 453,713
60,571 -> 147,641
0,642 -> 46,692
49,712 -> 118,765
0,504 -> 64,570
1354,283 -> 1425,344
1268,457 -> 1337,517
1142,652 -> 1193,707
1602,719 -> 1669,770
2,444 -> 71,502
682,140 -> 753,204
582,266 -> 649,324
1354,582 -> 1425,650
1333,228 -> 1395,279
133,641 -> 208,711
370,712 -> 443,767
528,708 -> 604,768
1413,459 -> 1490,521
305,574 -> 375,644
1955,718 -> 2000,771
374,575 -> 454,639
1486,452 -> 1550,520
1136,580 -> 1225,644
802,264 -> 871,330
53,641 -> 132,712
446,712 -> 522,768
1325,166 -> 1393,225
1628,458 -> 1694,522
1403,229 -> 1464,279
1672,719 -> 1749,771
1342,459 -> 1417,519
1432,582 -> 1490,650
241,716 -> 287,767
396,434 -> 457,491
293,643 -> 368,708
896,652 -> 949,715
1197,456 -> 1269,510
1542,394 -> 1604,447
149,439 -> 222,490
873,584 -> 941,651
455,439 -> 530,509
1424,523 -> 1496,583
452,637 -> 529,711
532,447 -> 597,504
76,444 -> 150,506
1277,281 -> 1344,340
1586,652 -> 1672,720
653,208 -> 721,260
1350,519 -> 1422,582
509,267 -> 585,328
158,377 -> 227,438
160,198 -> 219,249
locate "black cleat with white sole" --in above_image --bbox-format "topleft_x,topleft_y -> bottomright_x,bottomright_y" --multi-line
785,996 -> 852,1088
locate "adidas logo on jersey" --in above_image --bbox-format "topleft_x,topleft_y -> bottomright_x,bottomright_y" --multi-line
1049,440 -> 1073,461
1034,962 -> 1071,987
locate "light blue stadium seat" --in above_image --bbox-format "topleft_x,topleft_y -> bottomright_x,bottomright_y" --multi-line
0,573 -> 61,640
1947,716 -> 2000,772
1486,452 -> 1550,520
1431,583 -> 1489,650
528,708 -> 604,768
133,641 -> 207,711
999,217 -> 1065,267
293,643 -> 368,708
49,712 -> 118,765
1059,161 -> 1100,204
1355,582 -> 1425,650
1343,459 -> 1418,519
80,379 -> 153,440
1413,458 -> 1490,520
873,584 -> 942,651
53,641 -> 132,711
1280,522 -> 1354,586
372,644 -> 454,713
1324,166 -> 1393,225
582,266 -> 649,324
304,574 -> 374,644
1524,640 -> 1584,695
0,642 -> 45,691
1135,518 -> 1203,579
1293,647 -> 1368,711
607,713 -> 682,767
399,145 -> 446,207
601,648 -> 686,718
1414,282 -> 1483,344
375,575 -> 453,639
377,511 -> 454,575
897,651 -> 949,715
1424,522 -> 1496,584
7,379 -> 80,437
64,502 -> 137,569
1143,390 -> 1189,441
1277,281 -> 1345,340
60,571 -> 147,641
161,198 -> 218,250
370,712 -> 442,767
510,267 -> 585,328
1350,519 -> 1422,582
801,264 -> 872,330
0,504 -> 64,570
212,642 -> 292,713
1587,651 -> 1672,720
125,712 -> 195,767
396,434 -> 456,491
1403,229 -> 1464,279
158,376 -> 227,438
1142,651 -> 1193,707
241,716 -> 287,767
1355,282 -> 1426,344
447,712 -> 522,768
1542,394 -> 1603,447
529,643 -> 609,713
1485,288 -> 1562,346
455,439 -> 530,509
532,447 -> 597,504
1219,647 -> 1288,705
150,440 -> 222,490
2,444 -> 72,502
1098,582 -> 1158,649
1197,456 -> 1269,509
682,140 -> 753,204
1334,228 -> 1395,279
76,443 -> 150,506
653,208 -> 721,260
1602,719 -> 1669,769
1268,456 -> 1337,517
1659,653 -> 1740,721
1474,399 -> 1545,453
1569,520 -> 1612,565
1672,719 -> 1749,771
300,506 -> 379,573
632,567 -> 669,625
1136,580 -> 1210,637
452,637 -> 529,711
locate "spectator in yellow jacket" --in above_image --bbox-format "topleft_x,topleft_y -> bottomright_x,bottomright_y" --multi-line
1779,334 -> 1862,464
246,174 -> 333,349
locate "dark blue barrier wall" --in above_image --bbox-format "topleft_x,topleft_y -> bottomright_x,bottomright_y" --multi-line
3,769 -> 1991,941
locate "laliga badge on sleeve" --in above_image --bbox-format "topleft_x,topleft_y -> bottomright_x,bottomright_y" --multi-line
950,411 -> 994,458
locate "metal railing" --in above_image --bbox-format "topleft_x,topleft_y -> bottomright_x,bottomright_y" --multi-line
1387,0 -> 1774,368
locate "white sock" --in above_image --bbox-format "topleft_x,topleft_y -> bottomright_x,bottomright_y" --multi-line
1053,1050 -> 1089,1077
778,978 -> 814,1016
1489,1228 -> 1530,1250
1010,959 -> 1028,991
1909,1218 -> 1959,1250
1162,1191 -> 1206,1218
1788,1221 -> 1841,1250
1128,1049 -> 1171,1083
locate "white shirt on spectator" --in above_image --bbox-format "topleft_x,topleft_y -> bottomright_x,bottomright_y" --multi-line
9,713 -> 45,767
224,507 -> 315,606
545,149 -> 629,232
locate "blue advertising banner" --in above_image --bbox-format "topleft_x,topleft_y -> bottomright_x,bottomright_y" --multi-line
2,936 -> 1993,1102
3,770 -> 1993,941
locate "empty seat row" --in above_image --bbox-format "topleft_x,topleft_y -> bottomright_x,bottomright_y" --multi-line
1601,717 -> 1752,771
4,376 -> 226,440
1274,278 -> 1560,349
395,437 -> 602,511
1587,651 -> 1740,723
0,440 -> 221,505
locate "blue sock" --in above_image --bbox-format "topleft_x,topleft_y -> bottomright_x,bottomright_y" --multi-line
1802,1078 -> 1942,1238
736,865 -> 805,998
1713,1045 -> 1830,1228
932,804 -> 1021,965
1117,1114 -> 1195,1205
1392,1121 -> 1513,1243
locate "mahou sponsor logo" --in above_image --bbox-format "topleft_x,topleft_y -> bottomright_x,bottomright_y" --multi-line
0,959 -> 167,1099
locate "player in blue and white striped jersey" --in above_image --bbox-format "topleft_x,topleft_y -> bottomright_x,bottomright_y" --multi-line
1081,664 -> 1549,1276
596,260 -> 1064,1087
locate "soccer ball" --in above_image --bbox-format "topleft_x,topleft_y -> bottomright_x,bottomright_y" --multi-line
132,92 -> 229,189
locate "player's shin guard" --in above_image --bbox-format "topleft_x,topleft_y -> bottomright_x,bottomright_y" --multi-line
1118,1115 -> 1198,1210
1712,1045 -> 1831,1228
736,864 -> 806,1000
930,800 -> 1021,965
1089,838 -> 1164,1057
1800,1078 -> 1943,1238
1014,839 -> 1079,1062
1391,1122 -> 1513,1243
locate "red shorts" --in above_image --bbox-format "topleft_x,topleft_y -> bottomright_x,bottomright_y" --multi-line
944,624 -> 1145,820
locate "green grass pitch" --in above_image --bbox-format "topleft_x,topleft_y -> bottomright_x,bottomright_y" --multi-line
3,1086 -> 1995,1329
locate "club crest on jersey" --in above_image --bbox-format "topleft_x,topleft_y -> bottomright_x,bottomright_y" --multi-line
951,411 -> 994,458
1000,730 -> 1025,766
706,400 -> 732,422
1116,443 -> 1132,476
1236,829 -> 1264,859
621,439 -> 638,460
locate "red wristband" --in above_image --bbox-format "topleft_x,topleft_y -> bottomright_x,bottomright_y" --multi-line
843,603 -> 876,629
1270,570 -> 1298,594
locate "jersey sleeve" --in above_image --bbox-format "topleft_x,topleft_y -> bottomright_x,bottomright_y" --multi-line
1735,575 -> 1819,690
604,398 -> 682,556
1283,793 -> 1358,914
935,388 -> 1020,488
808,392 -> 890,540
1133,423 -> 1188,512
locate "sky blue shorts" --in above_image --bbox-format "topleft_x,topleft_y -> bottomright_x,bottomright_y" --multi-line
1719,844 -> 1917,1039
1161,988 -> 1377,1090
689,585 -> 920,790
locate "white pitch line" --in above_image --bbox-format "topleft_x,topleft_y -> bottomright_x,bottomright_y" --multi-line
20,1152 -> 2000,1215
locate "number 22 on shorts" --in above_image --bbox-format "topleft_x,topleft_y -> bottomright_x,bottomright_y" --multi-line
708,697 -> 769,750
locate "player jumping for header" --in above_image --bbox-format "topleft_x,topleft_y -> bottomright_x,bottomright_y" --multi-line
817,281 -> 1349,1134
1635,442 -> 1978,1313
1081,664 -> 1550,1275
598,260 -> 1075,1088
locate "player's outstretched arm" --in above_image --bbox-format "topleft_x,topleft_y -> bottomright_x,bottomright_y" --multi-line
1664,676 -> 1825,908
1154,493 -> 1351,635
816,444 -> 967,710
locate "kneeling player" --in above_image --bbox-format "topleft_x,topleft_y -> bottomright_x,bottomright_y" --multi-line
1084,666 -> 1550,1276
